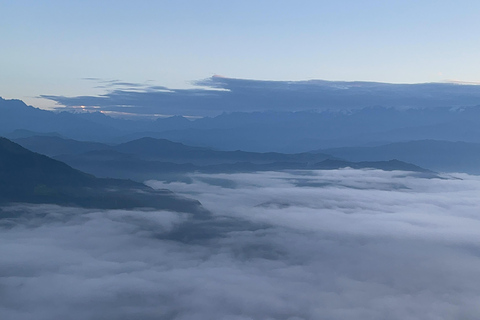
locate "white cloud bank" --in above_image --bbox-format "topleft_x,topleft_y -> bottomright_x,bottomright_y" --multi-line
2,169 -> 480,319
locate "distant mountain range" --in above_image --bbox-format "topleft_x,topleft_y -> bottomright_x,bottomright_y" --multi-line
2,92 -> 480,174
11,135 -> 432,182
4,96 -> 480,153
0,137 -> 204,212
14,136 -> 333,164
0,132 -> 432,211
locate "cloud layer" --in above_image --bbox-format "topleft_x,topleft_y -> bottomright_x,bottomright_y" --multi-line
41,77 -> 480,117
2,169 -> 480,319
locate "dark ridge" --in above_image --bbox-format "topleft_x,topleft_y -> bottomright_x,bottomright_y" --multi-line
0,137 -> 204,213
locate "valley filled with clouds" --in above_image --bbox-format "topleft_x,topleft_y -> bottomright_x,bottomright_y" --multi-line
2,169 -> 480,320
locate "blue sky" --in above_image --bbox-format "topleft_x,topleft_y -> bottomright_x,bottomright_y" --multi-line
2,0 -> 480,110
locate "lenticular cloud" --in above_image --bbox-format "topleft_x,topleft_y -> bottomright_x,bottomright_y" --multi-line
2,169 -> 480,320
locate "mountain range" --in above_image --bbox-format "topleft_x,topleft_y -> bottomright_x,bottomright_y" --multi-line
0,137 -> 204,212
0,134 -> 432,213
10,135 -> 431,182
2,90 -> 480,175
4,93 -> 480,153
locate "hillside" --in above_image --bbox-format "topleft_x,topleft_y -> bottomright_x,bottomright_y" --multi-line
0,137 -> 203,212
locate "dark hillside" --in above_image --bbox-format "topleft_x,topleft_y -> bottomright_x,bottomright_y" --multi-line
0,137 -> 203,213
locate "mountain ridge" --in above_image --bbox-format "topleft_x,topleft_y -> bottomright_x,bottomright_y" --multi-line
0,137 -> 204,212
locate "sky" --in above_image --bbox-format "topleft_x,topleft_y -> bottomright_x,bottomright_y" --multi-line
3,169 -> 480,319
2,0 -> 480,110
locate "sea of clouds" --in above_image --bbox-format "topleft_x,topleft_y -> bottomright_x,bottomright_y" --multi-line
2,169 -> 480,319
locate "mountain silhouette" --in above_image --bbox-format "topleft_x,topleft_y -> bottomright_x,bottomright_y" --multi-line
11,136 -> 432,182
0,137 -> 203,212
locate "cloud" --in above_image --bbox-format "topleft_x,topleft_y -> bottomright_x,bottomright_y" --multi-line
444,79 -> 480,85
2,169 -> 480,319
40,77 -> 480,117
